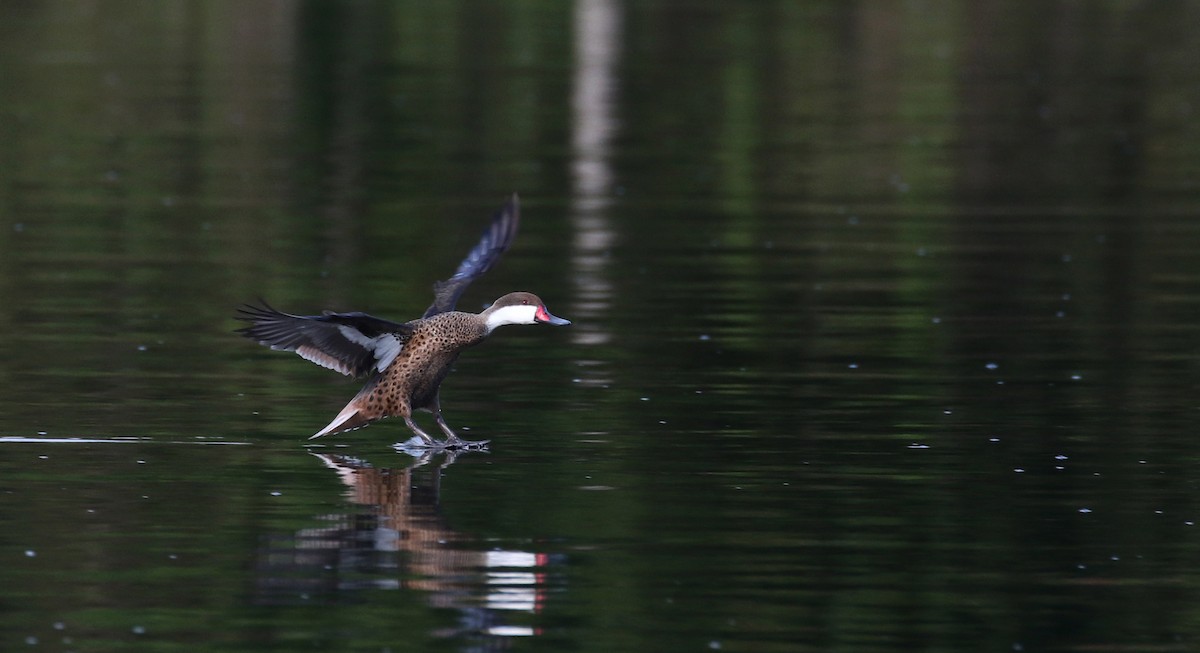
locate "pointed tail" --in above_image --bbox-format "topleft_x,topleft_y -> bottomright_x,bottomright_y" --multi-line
310,397 -> 376,439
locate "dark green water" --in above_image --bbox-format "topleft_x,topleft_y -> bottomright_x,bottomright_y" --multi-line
4,1 -> 1200,651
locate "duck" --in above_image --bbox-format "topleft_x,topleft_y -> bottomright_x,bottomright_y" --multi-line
236,194 -> 570,449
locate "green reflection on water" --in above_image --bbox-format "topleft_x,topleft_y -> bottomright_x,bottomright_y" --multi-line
2,1 -> 1200,652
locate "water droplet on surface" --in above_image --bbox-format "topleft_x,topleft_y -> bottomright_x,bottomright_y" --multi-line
269,491 -> 282,497
985,362 -> 998,370
1079,508 -> 1092,513
132,625 -> 145,635
24,550 -> 36,557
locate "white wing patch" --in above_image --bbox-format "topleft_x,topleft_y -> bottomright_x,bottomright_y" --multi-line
373,335 -> 403,371
336,325 -> 404,373
336,325 -> 375,348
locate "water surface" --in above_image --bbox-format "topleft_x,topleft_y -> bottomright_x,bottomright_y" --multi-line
3,1 -> 1200,652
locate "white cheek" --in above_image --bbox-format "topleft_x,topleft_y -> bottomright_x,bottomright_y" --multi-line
485,304 -> 539,331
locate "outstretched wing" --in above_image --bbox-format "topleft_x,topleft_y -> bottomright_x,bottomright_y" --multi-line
236,301 -> 412,377
422,193 -> 521,318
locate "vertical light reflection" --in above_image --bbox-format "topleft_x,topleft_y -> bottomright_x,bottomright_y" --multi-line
569,0 -> 621,354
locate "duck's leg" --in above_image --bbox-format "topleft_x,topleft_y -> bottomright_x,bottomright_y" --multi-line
402,412 -> 440,448
430,394 -> 489,449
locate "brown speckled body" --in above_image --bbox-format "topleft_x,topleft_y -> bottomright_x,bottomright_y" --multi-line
356,312 -> 489,425
237,195 -> 571,448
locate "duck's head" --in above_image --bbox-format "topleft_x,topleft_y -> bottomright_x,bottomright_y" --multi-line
483,292 -> 571,332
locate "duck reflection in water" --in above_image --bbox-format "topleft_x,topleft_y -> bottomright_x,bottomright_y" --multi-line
255,449 -> 560,643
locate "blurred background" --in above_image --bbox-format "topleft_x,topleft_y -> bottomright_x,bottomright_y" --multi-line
2,1 -> 1200,651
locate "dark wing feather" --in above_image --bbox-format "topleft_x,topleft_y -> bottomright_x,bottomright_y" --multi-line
236,300 -> 412,378
422,193 -> 521,318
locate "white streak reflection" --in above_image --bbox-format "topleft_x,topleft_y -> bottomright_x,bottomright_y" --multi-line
570,0 -> 621,365
485,550 -> 546,612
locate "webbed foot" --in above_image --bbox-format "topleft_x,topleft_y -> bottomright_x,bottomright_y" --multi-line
442,435 -> 490,451
392,435 -> 488,456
